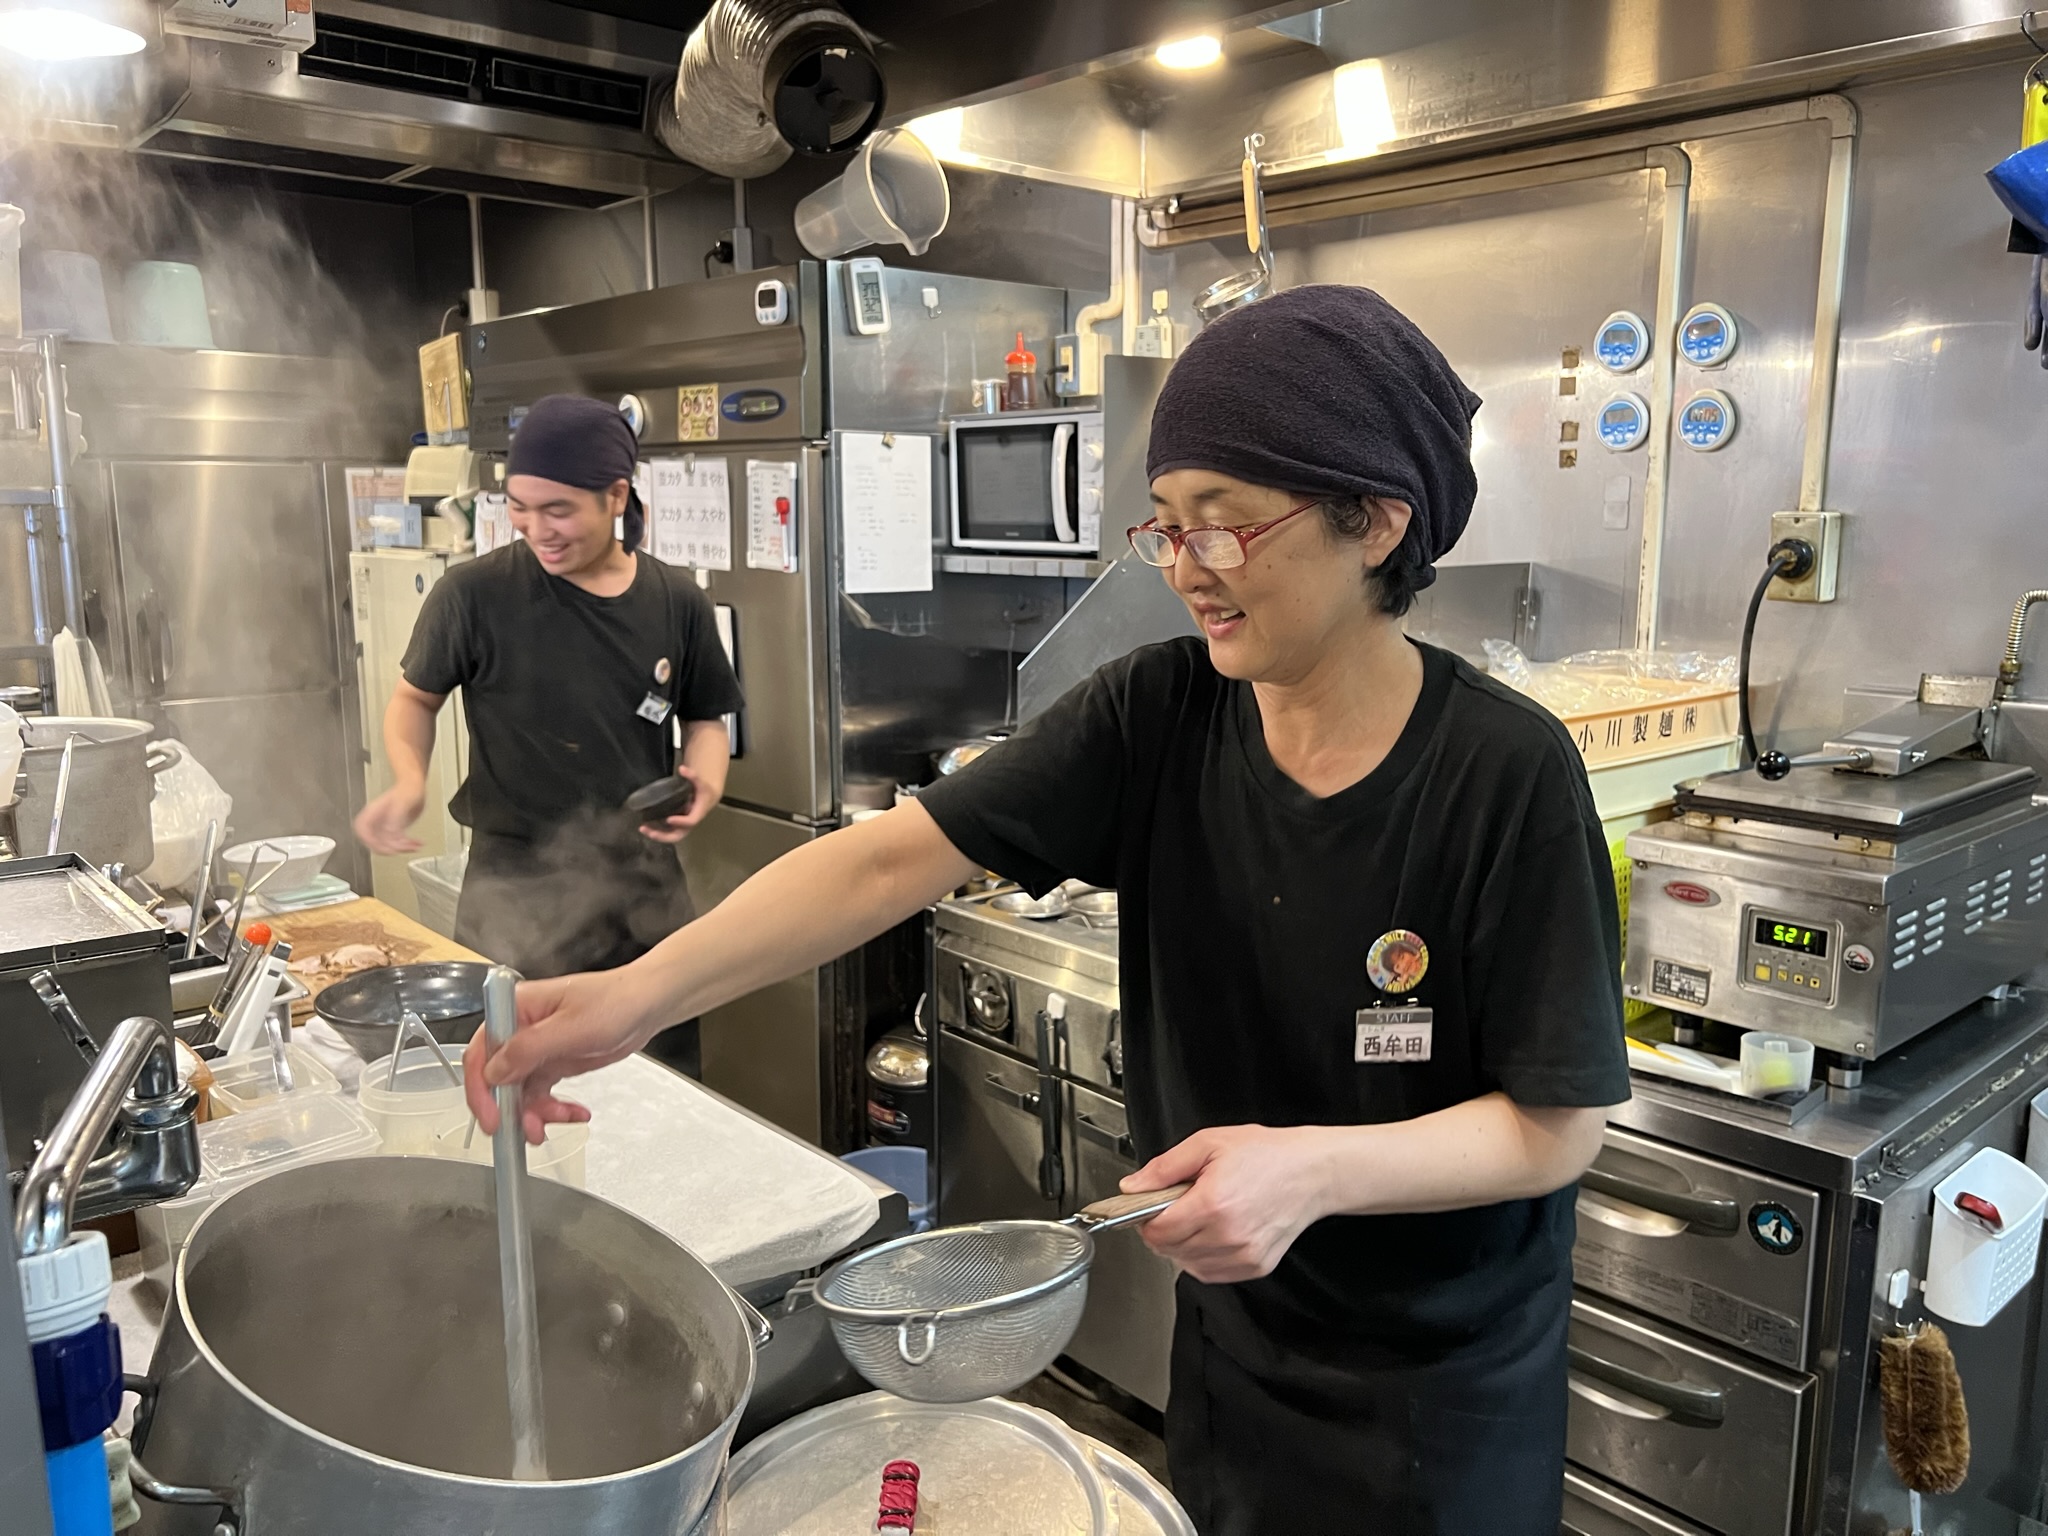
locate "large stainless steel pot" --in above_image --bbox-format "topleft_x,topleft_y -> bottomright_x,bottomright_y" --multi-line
16,716 -> 170,868
132,1156 -> 764,1535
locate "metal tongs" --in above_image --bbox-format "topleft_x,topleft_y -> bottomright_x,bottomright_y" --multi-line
1195,133 -> 1276,322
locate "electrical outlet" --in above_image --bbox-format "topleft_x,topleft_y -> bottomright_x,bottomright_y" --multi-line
1768,510 -> 1843,602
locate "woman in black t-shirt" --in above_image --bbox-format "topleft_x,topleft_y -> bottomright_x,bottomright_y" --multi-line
466,290 -> 1629,1535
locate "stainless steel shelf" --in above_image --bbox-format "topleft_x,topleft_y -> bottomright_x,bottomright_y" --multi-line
939,553 -> 1109,579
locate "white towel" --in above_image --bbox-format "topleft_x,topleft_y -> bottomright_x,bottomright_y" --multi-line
50,627 -> 111,716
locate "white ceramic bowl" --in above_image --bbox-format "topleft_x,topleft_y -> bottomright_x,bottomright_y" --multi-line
222,834 -> 335,897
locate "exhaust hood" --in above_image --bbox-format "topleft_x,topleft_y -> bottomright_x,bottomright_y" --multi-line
27,0 -> 703,208
8,0 -> 1322,206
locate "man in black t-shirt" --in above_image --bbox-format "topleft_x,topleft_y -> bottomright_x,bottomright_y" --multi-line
465,293 -> 1627,1534
354,394 -> 742,1072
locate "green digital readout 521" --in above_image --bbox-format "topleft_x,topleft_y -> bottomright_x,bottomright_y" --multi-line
1754,916 -> 1829,958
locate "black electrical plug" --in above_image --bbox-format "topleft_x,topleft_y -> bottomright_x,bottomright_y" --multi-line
1767,537 -> 1817,584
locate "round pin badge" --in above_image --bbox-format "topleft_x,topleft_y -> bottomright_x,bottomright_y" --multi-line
1367,930 -> 1429,994
654,657 -> 673,685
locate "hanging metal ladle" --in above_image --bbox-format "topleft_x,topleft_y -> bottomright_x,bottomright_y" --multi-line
1195,133 -> 1275,322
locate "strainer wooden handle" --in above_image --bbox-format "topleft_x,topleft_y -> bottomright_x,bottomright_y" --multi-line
1071,1183 -> 1193,1233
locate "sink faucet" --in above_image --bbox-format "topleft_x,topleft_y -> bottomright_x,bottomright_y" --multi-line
15,972 -> 200,1258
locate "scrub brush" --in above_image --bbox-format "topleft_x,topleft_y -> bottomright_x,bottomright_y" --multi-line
1880,1320 -> 1970,1534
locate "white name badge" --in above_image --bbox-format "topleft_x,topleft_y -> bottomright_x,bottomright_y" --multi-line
635,692 -> 674,725
1355,1007 -> 1433,1063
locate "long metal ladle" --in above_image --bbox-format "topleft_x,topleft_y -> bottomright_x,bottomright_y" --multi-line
483,965 -> 548,1480
1194,132 -> 1276,322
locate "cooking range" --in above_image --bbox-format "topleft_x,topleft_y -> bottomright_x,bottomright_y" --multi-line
932,891 -> 1173,1410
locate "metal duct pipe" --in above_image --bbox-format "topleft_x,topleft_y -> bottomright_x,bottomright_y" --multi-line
655,0 -> 884,180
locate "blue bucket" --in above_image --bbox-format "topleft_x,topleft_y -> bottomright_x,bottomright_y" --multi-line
1988,140 -> 2048,243
841,1145 -> 933,1232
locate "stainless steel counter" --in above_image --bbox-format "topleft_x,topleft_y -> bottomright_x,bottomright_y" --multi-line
1611,976 -> 2048,1192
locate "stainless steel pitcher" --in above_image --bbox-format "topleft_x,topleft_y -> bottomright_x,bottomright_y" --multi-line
133,1156 -> 766,1534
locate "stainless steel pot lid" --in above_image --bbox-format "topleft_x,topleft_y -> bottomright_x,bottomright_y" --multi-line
725,1392 -> 1111,1536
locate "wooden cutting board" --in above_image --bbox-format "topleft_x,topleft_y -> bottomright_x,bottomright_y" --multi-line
265,897 -> 484,1020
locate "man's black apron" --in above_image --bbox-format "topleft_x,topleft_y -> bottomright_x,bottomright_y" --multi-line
453,809 -> 701,1071
1166,1263 -> 1572,1536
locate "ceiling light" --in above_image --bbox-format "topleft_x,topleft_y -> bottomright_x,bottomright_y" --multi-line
905,107 -> 965,160
1333,58 -> 1397,154
1155,34 -> 1222,70
0,1 -> 149,61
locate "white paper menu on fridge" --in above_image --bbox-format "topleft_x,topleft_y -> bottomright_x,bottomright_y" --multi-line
838,432 -> 934,594
745,459 -> 800,573
650,456 -> 733,571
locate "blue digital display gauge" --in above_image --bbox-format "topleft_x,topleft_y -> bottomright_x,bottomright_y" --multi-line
1594,310 -> 1650,373
1596,391 -> 1651,452
1678,389 -> 1737,451
1679,302 -> 1739,367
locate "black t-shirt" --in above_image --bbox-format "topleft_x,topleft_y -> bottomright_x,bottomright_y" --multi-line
401,543 -> 744,841
918,637 -> 1628,1355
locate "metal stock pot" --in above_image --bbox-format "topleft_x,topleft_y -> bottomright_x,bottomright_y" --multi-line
131,1156 -> 765,1535
15,716 -> 170,867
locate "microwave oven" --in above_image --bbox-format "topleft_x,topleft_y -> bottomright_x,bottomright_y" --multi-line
948,408 -> 1104,556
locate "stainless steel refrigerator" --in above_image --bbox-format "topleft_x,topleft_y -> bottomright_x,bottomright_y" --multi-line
466,262 -> 1076,1146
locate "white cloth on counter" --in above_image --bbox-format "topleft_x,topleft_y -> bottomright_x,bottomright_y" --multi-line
299,1019 -> 878,1285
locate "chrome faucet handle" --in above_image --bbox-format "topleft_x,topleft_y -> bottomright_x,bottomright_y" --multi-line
15,1014 -> 198,1258
30,969 -> 99,1064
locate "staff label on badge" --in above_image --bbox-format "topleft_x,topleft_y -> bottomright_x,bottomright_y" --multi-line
1356,1007 -> 1433,1063
1367,929 -> 1429,995
636,692 -> 674,725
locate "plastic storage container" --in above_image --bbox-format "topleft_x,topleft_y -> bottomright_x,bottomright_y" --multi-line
123,260 -> 213,349
136,1094 -> 380,1280
1739,1033 -> 1816,1098
206,1045 -> 340,1117
1924,1146 -> 2048,1327
358,1045 -> 468,1153
22,250 -> 113,343
0,205 -> 22,338
432,1117 -> 588,1187
2027,1084 -> 2048,1181
407,850 -> 466,939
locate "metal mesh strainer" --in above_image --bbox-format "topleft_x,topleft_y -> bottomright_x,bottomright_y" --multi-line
812,1185 -> 1188,1403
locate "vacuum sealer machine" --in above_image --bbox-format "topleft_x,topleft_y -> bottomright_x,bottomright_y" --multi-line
1624,695 -> 2048,1064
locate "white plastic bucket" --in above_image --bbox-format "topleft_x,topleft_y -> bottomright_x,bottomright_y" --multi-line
794,128 -> 951,258
124,260 -> 214,349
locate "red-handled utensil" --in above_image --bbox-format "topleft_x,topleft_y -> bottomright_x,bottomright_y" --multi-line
877,1459 -> 919,1531
1956,1191 -> 2004,1233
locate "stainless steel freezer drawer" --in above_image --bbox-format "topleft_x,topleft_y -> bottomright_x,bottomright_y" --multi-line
1566,1295 -> 1811,1536
1562,1467 -> 1714,1535
936,1029 -> 1061,1227
1064,1084 -> 1174,1410
1573,1127 -> 1820,1369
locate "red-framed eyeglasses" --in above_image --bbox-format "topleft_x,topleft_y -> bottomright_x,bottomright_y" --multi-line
1127,498 -> 1324,570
